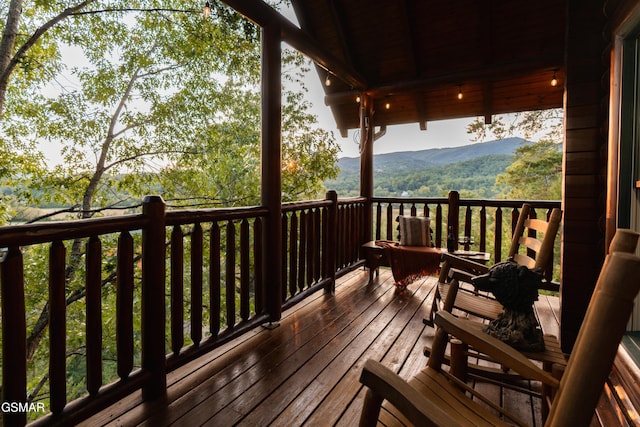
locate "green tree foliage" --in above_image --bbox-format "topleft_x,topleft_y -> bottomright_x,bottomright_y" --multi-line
0,1 -> 338,416
495,140 -> 562,200
466,109 -> 563,200
466,109 -> 563,144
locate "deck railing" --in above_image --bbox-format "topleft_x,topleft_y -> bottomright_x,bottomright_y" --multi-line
372,191 -> 562,286
0,192 -> 366,426
0,190 -> 557,426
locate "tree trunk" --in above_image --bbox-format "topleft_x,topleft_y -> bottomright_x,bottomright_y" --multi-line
0,0 -> 95,118
0,0 -> 22,118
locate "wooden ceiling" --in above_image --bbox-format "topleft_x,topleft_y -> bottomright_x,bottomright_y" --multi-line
290,0 -> 566,136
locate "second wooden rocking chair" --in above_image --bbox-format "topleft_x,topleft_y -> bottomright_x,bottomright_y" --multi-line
359,248 -> 640,427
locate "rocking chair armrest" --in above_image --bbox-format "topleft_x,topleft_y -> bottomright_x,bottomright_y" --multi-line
449,268 -> 479,284
434,312 -> 560,388
359,359 -> 462,427
442,252 -> 490,276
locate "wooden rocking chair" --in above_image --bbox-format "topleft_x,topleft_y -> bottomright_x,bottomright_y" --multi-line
427,203 -> 563,326
430,228 -> 640,418
359,249 -> 640,427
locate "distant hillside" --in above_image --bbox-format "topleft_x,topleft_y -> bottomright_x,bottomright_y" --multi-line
325,137 -> 532,198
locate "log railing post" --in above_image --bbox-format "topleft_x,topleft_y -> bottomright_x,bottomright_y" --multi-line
261,22 -> 282,324
325,191 -> 338,294
141,195 -> 166,400
360,94 -> 374,242
447,191 -> 460,251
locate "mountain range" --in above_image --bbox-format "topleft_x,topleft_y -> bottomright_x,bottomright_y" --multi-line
336,137 -> 529,172
326,137 -> 533,198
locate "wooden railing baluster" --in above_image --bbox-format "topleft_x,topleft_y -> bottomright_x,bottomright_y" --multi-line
254,217 -> 264,314
117,232 -> 134,379
386,203 -> 393,240
86,236 -> 103,396
314,207 -> 322,282
191,223 -> 203,346
210,223 -> 221,337
326,191 -> 338,294
225,220 -> 236,329
464,206 -> 472,250
375,202 -> 382,240
170,225 -> 184,354
306,209 -> 314,287
1,246 -> 27,426
241,218 -> 250,321
298,210 -> 307,292
281,214 -> 289,301
321,205 -> 328,279
479,205 -> 487,253
289,213 -> 298,299
495,207 -> 503,262
436,203 -> 443,247
49,241 -> 67,413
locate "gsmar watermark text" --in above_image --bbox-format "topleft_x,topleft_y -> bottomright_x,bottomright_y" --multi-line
1,401 -> 47,413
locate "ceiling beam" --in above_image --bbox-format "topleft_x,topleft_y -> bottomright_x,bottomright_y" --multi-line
219,0 -> 367,90
323,55 -> 564,105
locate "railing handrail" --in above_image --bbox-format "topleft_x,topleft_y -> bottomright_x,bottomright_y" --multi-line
0,213 -> 148,247
371,196 -> 561,209
166,205 -> 269,225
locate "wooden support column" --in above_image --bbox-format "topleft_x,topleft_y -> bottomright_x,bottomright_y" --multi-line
359,94 -> 374,241
560,0 -> 608,353
261,23 -> 283,323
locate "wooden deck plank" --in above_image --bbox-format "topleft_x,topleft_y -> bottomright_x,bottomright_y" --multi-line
162,275 -> 395,426
159,271 -> 399,425
208,273 -> 410,425
78,266 -> 628,427
279,279 -> 437,426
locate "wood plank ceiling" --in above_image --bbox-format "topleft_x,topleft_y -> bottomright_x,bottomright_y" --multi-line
291,0 -> 566,136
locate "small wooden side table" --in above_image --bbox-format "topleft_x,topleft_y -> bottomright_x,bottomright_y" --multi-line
361,240 -> 391,282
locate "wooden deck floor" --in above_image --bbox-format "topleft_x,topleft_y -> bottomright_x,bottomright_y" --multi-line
80,267 -> 618,427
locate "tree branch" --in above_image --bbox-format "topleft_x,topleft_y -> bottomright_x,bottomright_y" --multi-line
0,1 -> 97,116
103,149 -> 198,171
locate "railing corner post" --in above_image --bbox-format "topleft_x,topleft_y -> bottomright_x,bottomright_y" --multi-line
141,195 -> 167,400
325,191 -> 338,294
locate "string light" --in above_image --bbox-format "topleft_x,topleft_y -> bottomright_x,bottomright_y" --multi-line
457,85 -> 463,100
384,97 -> 391,110
203,1 -> 211,18
355,95 -> 361,103
551,70 -> 558,87
325,73 -> 332,86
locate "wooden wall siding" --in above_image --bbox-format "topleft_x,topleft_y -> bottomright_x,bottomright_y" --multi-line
561,0 -> 610,353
